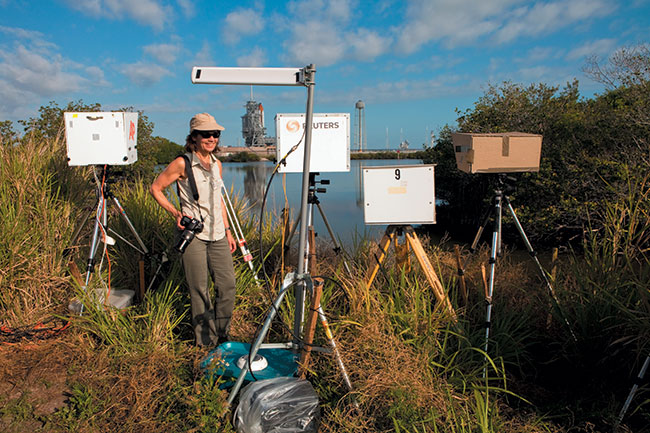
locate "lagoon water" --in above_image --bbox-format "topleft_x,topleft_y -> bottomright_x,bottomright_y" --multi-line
220,159 -> 424,246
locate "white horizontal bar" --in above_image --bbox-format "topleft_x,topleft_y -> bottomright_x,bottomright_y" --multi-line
191,66 -> 304,86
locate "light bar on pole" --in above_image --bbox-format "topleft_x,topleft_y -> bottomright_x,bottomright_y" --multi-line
191,66 -> 305,86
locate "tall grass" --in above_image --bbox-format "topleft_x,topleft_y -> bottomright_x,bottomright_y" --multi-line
3,133 -> 650,432
0,134 -> 87,324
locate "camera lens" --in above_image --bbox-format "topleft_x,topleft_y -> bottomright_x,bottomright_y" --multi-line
175,229 -> 195,253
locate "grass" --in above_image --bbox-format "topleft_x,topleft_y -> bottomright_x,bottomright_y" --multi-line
1,134 -> 649,432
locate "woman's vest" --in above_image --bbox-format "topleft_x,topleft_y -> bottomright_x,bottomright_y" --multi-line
176,152 -> 225,241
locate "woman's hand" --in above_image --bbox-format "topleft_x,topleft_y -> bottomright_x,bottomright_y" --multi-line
226,230 -> 236,253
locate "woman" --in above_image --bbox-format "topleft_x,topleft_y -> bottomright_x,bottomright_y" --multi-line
150,112 -> 237,346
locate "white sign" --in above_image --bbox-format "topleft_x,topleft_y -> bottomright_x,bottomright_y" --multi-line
64,112 -> 138,166
363,164 -> 436,225
275,113 -> 350,173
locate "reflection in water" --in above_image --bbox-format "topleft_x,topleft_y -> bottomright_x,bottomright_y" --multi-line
221,159 -> 423,245
239,163 -> 274,214
355,162 -> 363,208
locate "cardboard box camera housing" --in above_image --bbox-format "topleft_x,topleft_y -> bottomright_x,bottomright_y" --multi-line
451,132 -> 542,174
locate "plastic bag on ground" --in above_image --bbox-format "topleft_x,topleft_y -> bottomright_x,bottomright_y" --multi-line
234,376 -> 320,433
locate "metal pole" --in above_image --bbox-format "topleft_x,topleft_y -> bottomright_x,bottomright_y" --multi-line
294,64 -> 316,342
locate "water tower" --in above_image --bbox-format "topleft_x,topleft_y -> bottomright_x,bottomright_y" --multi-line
354,100 -> 366,151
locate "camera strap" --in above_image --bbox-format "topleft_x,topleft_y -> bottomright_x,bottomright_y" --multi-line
176,154 -> 204,222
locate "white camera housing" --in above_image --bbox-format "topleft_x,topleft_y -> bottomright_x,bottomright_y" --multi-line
64,112 -> 138,166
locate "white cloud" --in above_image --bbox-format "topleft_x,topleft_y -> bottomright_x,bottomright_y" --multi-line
394,0 -> 615,52
282,0 -> 388,65
186,40 -> 214,68
347,29 -> 391,61
144,43 -> 182,65
494,0 -> 615,44
62,0 -> 172,31
566,38 -> 618,61
176,0 -> 195,18
118,61 -> 172,86
288,0 -> 355,22
283,20 -> 347,66
315,72 -> 467,105
85,65 -> 110,86
395,0 -> 521,52
222,8 -> 265,45
236,47 -> 267,67
519,46 -> 560,63
0,27 -> 108,118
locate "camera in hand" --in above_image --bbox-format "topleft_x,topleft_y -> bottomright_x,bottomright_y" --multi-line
175,216 -> 204,253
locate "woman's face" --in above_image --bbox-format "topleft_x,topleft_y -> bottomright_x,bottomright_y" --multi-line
193,130 -> 220,153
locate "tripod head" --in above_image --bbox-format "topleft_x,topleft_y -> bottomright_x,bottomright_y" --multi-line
308,172 -> 329,203
94,165 -> 126,198
494,173 -> 517,196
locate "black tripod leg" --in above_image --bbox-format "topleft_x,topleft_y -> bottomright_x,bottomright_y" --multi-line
470,204 -> 493,254
316,201 -> 354,278
504,197 -> 577,342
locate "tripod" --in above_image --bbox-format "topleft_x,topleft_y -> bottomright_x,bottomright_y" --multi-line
284,173 -> 353,278
73,166 -> 155,312
225,174 -> 358,405
365,225 -> 456,319
465,174 -> 577,354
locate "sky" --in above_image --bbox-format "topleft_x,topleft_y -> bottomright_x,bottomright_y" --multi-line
0,0 -> 649,149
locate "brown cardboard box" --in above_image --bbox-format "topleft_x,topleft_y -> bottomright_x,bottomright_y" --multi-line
451,132 -> 542,174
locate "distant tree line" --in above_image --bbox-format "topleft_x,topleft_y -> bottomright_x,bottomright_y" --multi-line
423,44 -> 650,245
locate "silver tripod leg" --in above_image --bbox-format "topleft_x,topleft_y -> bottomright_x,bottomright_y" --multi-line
616,354 -> 650,430
84,194 -> 106,288
80,193 -> 107,315
484,192 -> 502,356
315,201 -> 353,278
504,198 -> 577,342
110,195 -> 149,255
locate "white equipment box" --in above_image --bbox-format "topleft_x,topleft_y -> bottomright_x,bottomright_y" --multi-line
275,113 -> 350,173
363,164 -> 436,225
64,112 -> 138,166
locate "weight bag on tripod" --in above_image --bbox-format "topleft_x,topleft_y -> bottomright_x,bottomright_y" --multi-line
234,376 -> 320,433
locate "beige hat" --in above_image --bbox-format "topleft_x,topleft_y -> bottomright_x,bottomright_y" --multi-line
189,113 -> 225,132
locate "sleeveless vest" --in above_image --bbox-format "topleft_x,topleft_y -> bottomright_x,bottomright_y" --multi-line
177,152 -> 225,241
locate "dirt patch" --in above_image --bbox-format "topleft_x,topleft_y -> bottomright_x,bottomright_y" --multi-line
0,335 -> 76,430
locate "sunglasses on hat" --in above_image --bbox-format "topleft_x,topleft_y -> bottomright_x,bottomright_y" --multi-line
196,130 -> 221,138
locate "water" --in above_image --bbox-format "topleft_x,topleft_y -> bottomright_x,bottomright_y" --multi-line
221,159 -> 425,246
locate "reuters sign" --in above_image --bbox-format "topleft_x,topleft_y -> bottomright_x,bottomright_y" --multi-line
275,113 -> 350,173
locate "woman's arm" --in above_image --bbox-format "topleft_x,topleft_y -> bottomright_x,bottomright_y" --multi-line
150,157 -> 186,229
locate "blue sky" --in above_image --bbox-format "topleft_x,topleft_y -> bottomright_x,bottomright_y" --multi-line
0,0 -> 648,149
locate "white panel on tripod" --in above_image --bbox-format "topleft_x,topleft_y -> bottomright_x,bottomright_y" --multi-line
275,113 -> 350,173
64,112 -> 138,166
363,164 -> 436,225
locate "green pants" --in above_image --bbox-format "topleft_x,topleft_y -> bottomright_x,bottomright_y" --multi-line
182,236 -> 236,346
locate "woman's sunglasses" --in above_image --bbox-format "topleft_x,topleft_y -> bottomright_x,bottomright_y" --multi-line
196,130 -> 221,138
